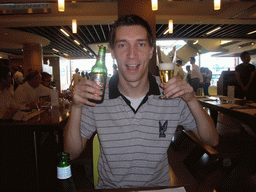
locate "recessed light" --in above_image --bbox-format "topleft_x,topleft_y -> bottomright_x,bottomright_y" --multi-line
247,30 -> 256,35
60,29 -> 70,37
206,27 -> 221,35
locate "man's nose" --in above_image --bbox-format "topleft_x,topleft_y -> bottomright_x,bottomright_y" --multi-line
127,46 -> 137,59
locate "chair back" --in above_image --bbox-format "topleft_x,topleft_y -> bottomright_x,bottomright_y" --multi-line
93,134 -> 100,187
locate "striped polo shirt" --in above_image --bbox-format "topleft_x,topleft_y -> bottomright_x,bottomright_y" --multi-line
80,73 -> 197,189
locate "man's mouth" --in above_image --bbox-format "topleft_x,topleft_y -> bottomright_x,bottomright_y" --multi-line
126,64 -> 140,70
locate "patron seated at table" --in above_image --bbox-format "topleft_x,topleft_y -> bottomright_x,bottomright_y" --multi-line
41,72 -> 71,100
14,70 -> 52,108
64,15 -> 219,189
0,65 -> 29,119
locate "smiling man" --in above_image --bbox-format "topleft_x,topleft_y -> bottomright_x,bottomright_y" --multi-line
64,15 -> 219,189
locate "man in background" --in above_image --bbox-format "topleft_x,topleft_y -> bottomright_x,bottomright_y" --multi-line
235,51 -> 255,101
175,60 -> 184,80
190,57 -> 203,93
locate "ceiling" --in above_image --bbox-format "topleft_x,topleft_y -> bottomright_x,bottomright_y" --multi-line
0,0 -> 256,59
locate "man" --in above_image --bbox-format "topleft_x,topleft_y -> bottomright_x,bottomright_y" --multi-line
175,60 -> 184,80
12,66 -> 24,90
0,65 -> 28,119
14,70 -> 52,108
201,67 -> 212,96
190,57 -> 203,93
64,15 -> 219,189
235,51 -> 256,101
185,65 -> 192,85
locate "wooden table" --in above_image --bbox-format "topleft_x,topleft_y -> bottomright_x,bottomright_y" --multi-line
0,105 -> 70,191
197,96 -> 256,135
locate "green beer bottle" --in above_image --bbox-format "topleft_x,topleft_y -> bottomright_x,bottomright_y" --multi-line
57,152 -> 77,192
89,45 -> 107,104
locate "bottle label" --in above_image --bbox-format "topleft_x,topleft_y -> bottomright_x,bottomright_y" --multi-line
91,73 -> 105,91
57,165 -> 72,179
98,55 -> 103,61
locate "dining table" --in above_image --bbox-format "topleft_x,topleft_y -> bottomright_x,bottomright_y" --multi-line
1,100 -> 71,191
196,95 -> 256,135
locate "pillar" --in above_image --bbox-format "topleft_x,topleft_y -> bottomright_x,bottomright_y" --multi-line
23,43 -> 43,76
117,0 -> 157,76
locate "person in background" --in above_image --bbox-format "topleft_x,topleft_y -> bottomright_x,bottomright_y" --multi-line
64,15 -> 219,189
41,72 -> 71,100
12,66 -> 24,91
190,57 -> 203,93
201,67 -> 212,96
185,65 -> 192,85
70,68 -> 83,94
41,72 -> 52,88
0,65 -> 29,119
175,60 -> 184,80
14,70 -> 52,108
81,71 -> 87,80
235,51 -> 256,101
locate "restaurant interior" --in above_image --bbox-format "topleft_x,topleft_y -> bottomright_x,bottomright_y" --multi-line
0,0 -> 256,191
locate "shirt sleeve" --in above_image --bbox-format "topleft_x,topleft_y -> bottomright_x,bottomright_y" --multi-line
14,85 -> 27,105
178,101 -> 197,131
80,106 -> 97,139
39,84 -> 52,96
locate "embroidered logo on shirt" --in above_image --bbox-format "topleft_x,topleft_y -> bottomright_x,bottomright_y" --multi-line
159,120 -> 168,138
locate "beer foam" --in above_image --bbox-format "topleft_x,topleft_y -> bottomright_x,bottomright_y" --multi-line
159,63 -> 175,70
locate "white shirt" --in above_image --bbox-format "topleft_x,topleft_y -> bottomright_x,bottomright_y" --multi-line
0,88 -> 25,119
14,82 -> 52,105
176,66 -> 185,80
191,64 -> 203,82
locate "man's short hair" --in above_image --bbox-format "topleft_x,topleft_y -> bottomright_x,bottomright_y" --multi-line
177,60 -> 182,65
109,15 -> 154,49
240,51 -> 250,60
25,70 -> 39,82
190,57 -> 195,62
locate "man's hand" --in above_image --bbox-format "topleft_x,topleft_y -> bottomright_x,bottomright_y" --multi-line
72,79 -> 103,108
160,77 -> 195,103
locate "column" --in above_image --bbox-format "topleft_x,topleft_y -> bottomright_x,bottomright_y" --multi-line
117,0 -> 157,76
23,43 -> 43,76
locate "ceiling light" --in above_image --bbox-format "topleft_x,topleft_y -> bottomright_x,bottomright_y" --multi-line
251,42 -> 255,46
169,20 -> 173,34
220,40 -> 232,45
28,8 -> 32,13
58,0 -> 65,12
214,0 -> 221,11
74,40 -> 80,45
0,56 -> 2,59
151,0 -> 158,11
60,29 -> 70,37
72,19 -> 77,33
52,48 -> 59,52
193,40 -> 198,45
206,27 -> 221,35
247,30 -> 256,35
83,48 -> 88,51
163,29 -> 169,35
63,53 -> 68,56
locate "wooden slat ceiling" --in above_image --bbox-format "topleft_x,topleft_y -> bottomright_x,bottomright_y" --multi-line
0,23 -> 254,58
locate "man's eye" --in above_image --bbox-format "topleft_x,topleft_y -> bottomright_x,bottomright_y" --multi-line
118,44 -> 126,48
138,43 -> 146,47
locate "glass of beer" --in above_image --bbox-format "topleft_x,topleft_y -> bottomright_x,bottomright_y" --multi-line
158,62 -> 175,99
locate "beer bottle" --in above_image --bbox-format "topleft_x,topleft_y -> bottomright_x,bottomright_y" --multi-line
89,45 -> 107,104
57,152 -> 77,192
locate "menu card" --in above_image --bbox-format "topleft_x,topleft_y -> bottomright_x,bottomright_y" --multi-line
50,90 -> 59,107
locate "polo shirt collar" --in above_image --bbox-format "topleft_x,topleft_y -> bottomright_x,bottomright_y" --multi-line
109,72 -> 160,99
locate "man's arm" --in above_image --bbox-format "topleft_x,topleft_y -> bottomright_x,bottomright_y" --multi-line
236,72 -> 245,91
161,78 -> 219,146
64,78 -> 103,160
245,71 -> 255,91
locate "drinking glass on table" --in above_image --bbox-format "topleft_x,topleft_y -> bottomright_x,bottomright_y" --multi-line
158,62 -> 175,99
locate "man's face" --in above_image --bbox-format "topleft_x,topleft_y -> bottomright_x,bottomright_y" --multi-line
242,54 -> 251,63
43,77 -> 51,87
111,25 -> 154,84
190,59 -> 194,64
30,73 -> 41,88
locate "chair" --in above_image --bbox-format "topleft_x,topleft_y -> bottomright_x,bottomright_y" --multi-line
93,134 -> 100,187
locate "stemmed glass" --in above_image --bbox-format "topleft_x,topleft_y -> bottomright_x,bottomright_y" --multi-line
158,62 -> 175,99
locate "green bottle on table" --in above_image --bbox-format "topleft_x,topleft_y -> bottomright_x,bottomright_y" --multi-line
89,45 -> 107,104
57,152 -> 77,192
